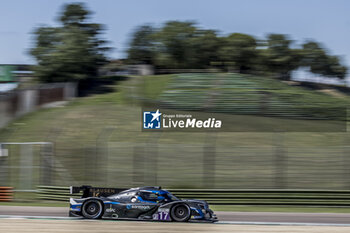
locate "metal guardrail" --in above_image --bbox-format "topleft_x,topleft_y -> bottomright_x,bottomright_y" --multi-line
37,186 -> 350,206
169,189 -> 350,206
0,187 -> 13,202
37,186 -> 81,201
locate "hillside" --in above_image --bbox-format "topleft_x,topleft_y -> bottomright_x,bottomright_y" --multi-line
1,73 -> 350,189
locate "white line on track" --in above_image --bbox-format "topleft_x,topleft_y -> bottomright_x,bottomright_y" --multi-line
1,215 -> 350,227
217,221 -> 350,227
0,215 -> 81,220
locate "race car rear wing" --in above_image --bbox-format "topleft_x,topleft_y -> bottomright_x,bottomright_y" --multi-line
70,185 -> 127,198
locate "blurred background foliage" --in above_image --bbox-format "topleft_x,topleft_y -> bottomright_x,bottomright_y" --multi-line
28,3 -> 348,87
30,3 -> 109,84
127,21 -> 347,79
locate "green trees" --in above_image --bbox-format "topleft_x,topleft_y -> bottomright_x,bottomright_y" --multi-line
128,22 -> 221,69
261,34 -> 301,80
31,3 -> 347,83
30,3 -> 109,83
188,29 -> 221,69
127,25 -> 155,65
127,21 -> 347,80
301,41 -> 347,79
219,33 -> 258,73
154,21 -> 197,69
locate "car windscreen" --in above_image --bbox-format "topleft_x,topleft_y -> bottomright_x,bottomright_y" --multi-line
140,192 -> 158,201
165,193 -> 180,201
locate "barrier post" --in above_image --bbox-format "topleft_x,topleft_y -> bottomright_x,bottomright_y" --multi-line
0,187 -> 13,202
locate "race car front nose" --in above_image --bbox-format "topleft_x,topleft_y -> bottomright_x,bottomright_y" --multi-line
199,204 -> 218,221
205,209 -> 218,222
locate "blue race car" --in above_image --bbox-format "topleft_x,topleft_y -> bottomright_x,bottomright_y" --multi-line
69,185 -> 217,222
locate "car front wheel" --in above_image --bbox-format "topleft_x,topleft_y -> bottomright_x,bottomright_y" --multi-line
170,204 -> 191,222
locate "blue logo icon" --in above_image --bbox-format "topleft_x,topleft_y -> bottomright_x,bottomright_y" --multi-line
143,109 -> 162,129
126,205 -> 132,210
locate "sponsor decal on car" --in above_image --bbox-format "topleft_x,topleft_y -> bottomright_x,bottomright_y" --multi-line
126,204 -> 151,210
153,208 -> 170,221
131,205 -> 151,210
106,208 -> 116,213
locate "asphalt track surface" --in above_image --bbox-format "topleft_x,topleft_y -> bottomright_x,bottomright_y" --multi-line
1,206 -> 350,225
2,207 -> 350,233
2,219 -> 350,233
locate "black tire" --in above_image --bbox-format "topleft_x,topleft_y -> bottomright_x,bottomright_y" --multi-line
170,204 -> 191,222
82,199 -> 103,219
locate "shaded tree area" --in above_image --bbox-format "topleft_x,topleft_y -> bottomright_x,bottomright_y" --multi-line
127,21 -> 347,80
261,34 -> 301,80
30,3 -> 109,84
219,33 -> 259,73
301,41 -> 347,79
127,21 -> 221,69
127,25 -> 155,65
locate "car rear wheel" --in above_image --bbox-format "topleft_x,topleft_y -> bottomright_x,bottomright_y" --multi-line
170,204 -> 191,222
82,199 -> 103,219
